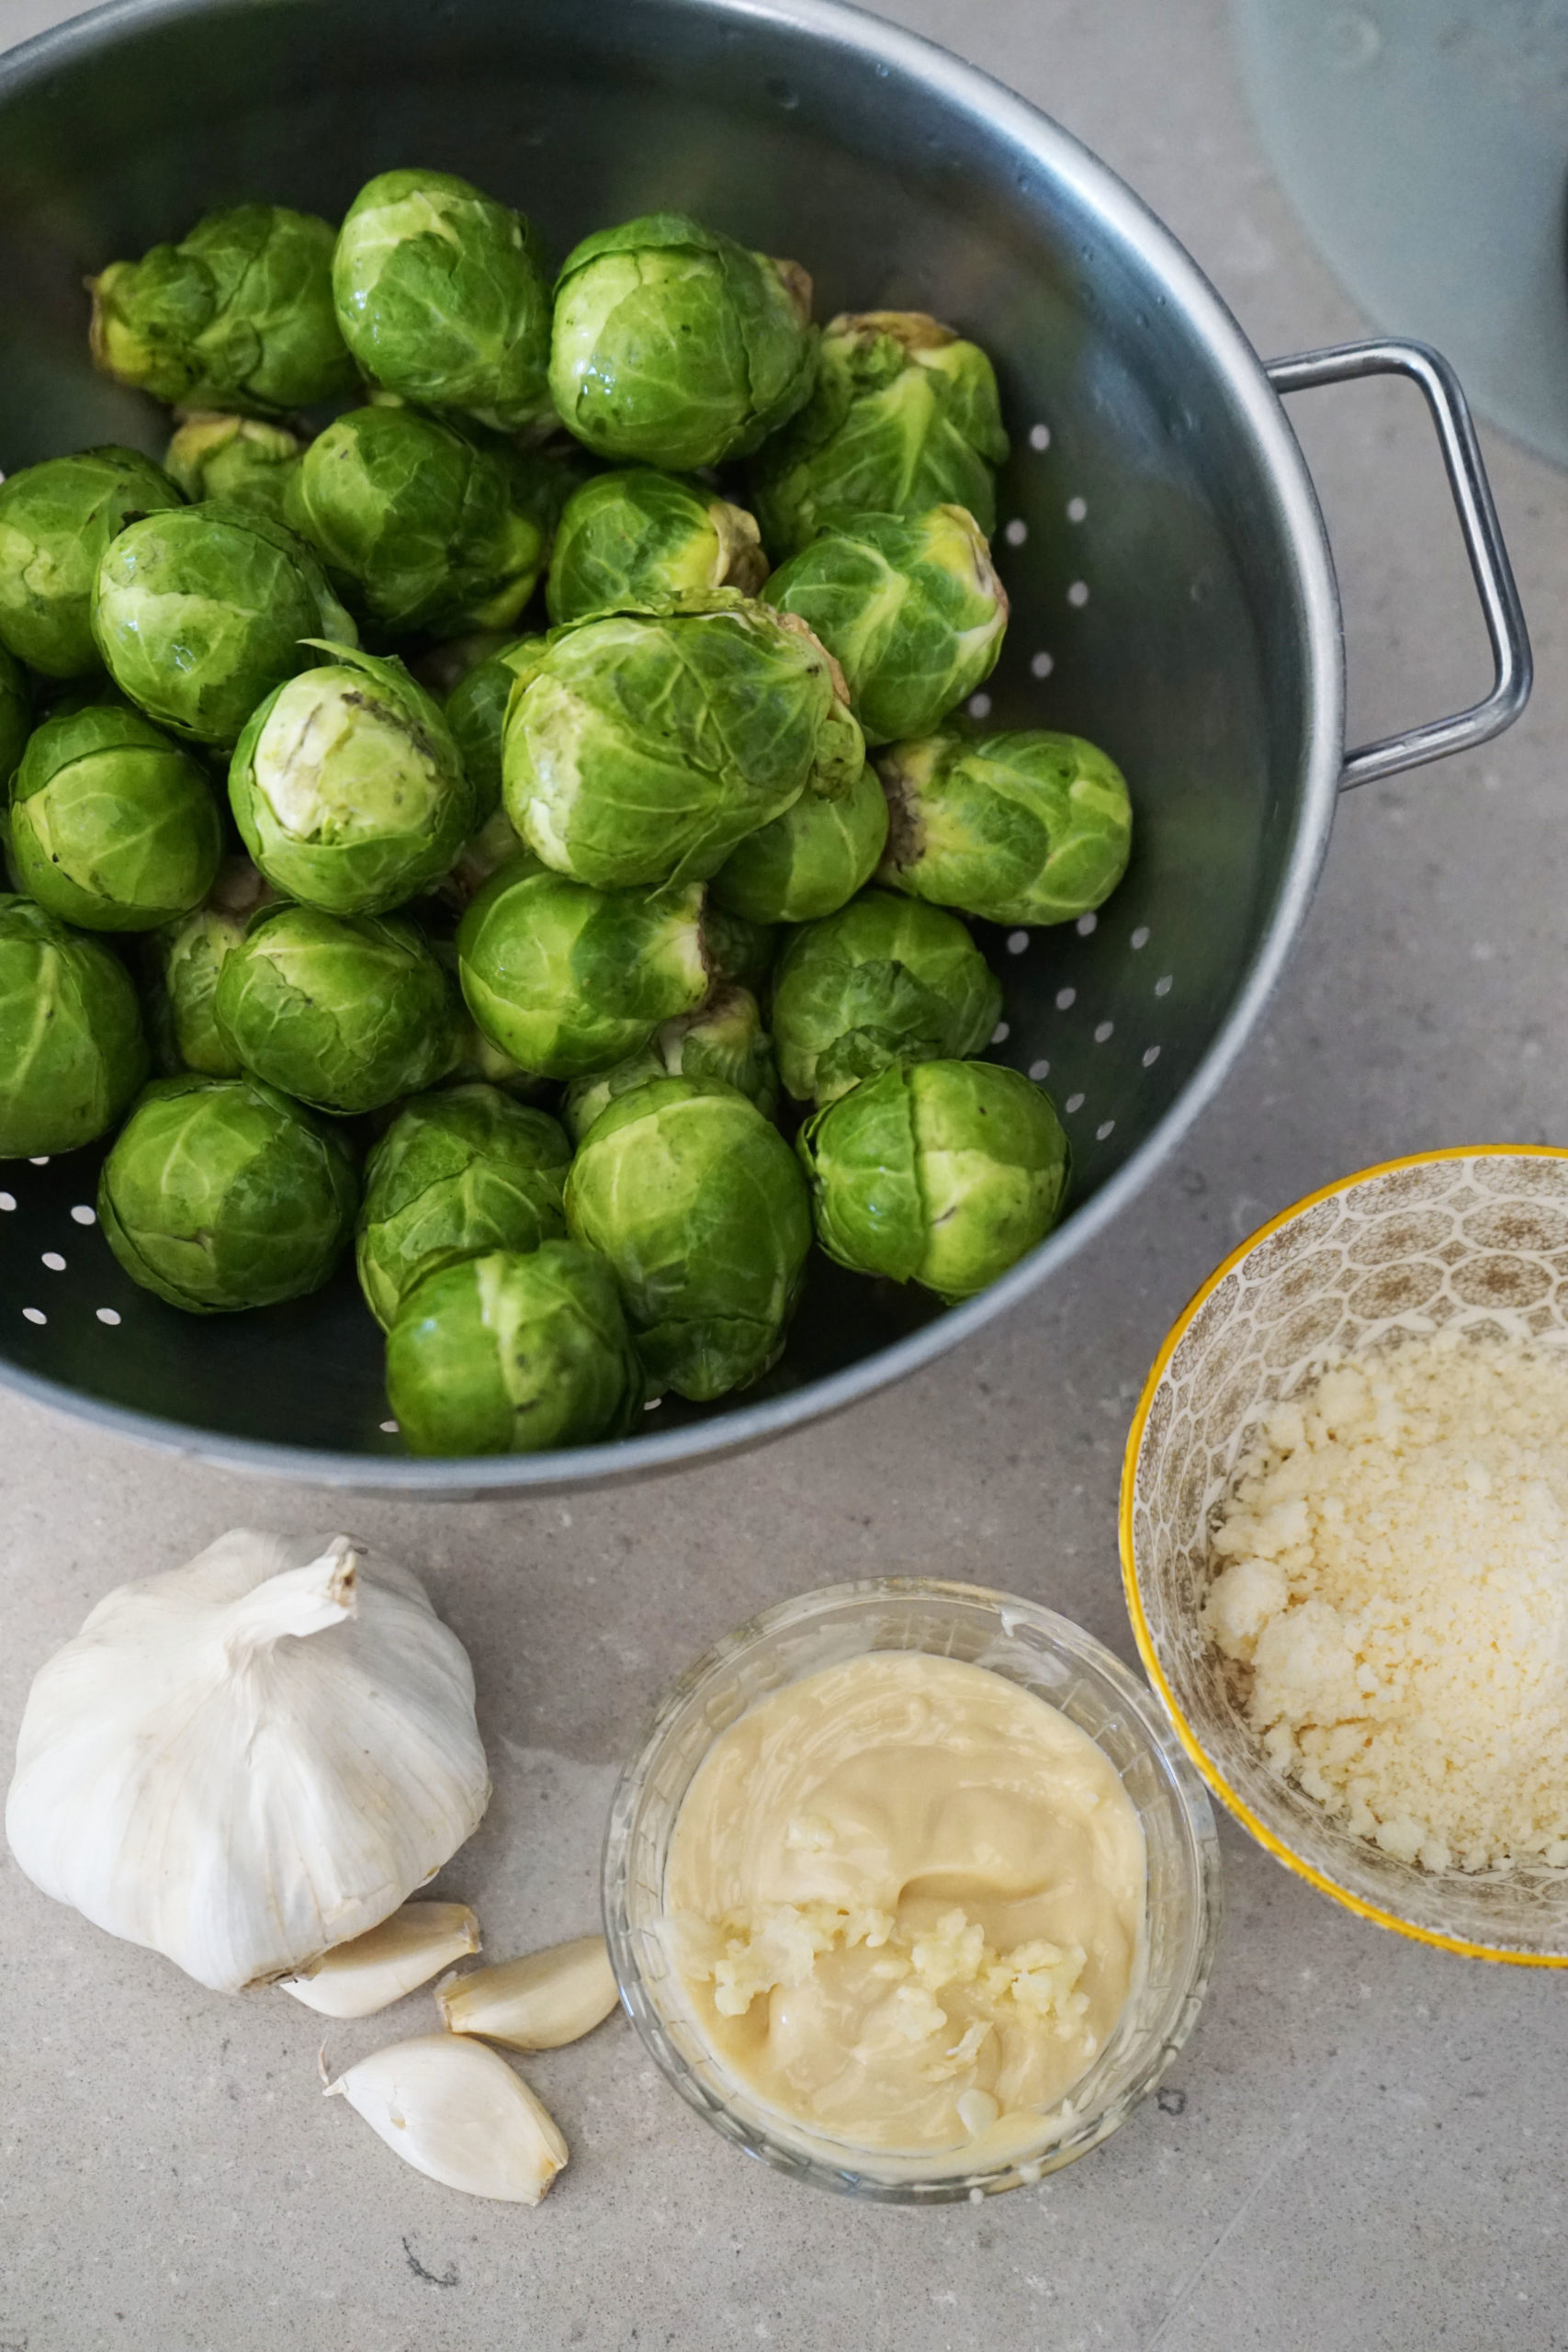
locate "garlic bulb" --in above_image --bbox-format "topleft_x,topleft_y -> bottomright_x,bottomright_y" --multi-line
5,1530 -> 490,1994
324,2034 -> 568,2202
280,1901 -> 480,2018
436,1935 -> 620,2050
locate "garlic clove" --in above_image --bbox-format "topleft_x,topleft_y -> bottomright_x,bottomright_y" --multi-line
323,2034 -> 567,2203
435,1934 -> 621,2050
278,1901 -> 480,2017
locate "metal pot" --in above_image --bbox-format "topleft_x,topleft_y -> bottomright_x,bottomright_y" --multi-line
0,0 -> 1529,1493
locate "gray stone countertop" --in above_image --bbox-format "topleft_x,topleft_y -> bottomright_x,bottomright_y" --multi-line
3,3 -> 1566,2347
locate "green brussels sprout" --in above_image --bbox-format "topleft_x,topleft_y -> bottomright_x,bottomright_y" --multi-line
710,755 -> 888,925
91,501 -> 356,749
215,903 -> 460,1115
878,729 -> 1133,925
700,902 -> 778,997
0,896 -> 147,1156
761,504 -> 1008,745
355,1082 -> 570,1329
445,636 -> 547,822
281,406 -> 552,638
563,981 -> 778,1141
0,645 -> 31,786
164,413 -> 305,518
502,594 -> 863,891
386,1241 -> 646,1455
566,1075 -> 811,1400
88,204 -> 354,414
771,888 -> 1002,1104
98,1071 -> 357,1312
145,856 -> 271,1077
333,169 -> 553,433
0,447 -> 184,679
550,212 -> 818,471
797,1057 -> 1069,1298
546,469 -> 767,625
228,644 -> 475,915
8,702 -> 222,932
750,311 -> 1010,557
457,854 -> 705,1080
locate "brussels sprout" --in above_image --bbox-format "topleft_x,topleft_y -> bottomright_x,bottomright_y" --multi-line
710,755 -> 888,925
215,903 -> 460,1115
88,204 -> 354,414
762,505 -> 1007,745
333,169 -> 553,432
0,896 -> 147,1156
546,470 -> 767,625
503,594 -> 863,891
146,856 -> 271,1077
9,703 -> 222,932
229,644 -> 475,915
750,311 -> 1010,557
771,888 -> 1002,1104
797,1057 -> 1069,1298
386,1241 -> 646,1455
550,212 -> 818,471
0,645 -> 31,786
566,1076 -> 810,1399
878,729 -> 1133,925
700,902 -> 778,997
355,1082 -> 571,1328
445,636 -> 547,821
563,981 -> 778,1141
0,447 -> 184,679
282,406 -> 553,639
164,413 -> 305,517
98,1071 -> 357,1312
457,855 -> 705,1080
91,501 -> 356,749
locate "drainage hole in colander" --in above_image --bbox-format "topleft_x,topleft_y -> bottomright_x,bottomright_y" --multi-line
1094,1022 -> 1113,1044
41,1252 -> 64,1272
1155,974 -> 1173,997
991,1021 -> 1010,1044
1131,925 -> 1150,950
1055,986 -> 1076,1011
1143,1046 -> 1161,1068
22,1307 -> 45,1325
0,1193 -> 14,1213
1066,496 -> 1088,523
28,1156 -> 48,1167
379,1419 -> 398,1433
1065,1092 -> 1086,1114
1029,1058 -> 1050,1082
1096,1120 -> 1115,1140
1066,581 -> 1089,607
1006,929 -> 1028,955
96,1308 -> 120,1327
1076,911 -> 1098,937
967,691 -> 992,719
1003,519 -> 1027,548
1029,422 -> 1051,450
70,1204 -> 96,1226
1030,650 -> 1054,678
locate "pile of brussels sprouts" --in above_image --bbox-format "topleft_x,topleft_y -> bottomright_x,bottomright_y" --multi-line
0,176 -> 1133,1457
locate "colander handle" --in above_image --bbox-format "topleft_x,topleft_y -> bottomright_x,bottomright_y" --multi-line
1266,338 -> 1532,792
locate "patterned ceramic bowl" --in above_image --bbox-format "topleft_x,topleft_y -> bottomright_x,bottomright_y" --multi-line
1121,1145 -> 1568,1963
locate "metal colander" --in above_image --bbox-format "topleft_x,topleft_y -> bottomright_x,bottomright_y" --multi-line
0,0 -> 1529,1492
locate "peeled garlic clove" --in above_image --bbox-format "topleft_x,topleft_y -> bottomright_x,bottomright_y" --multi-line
324,2034 -> 567,2203
435,1934 -> 620,2050
278,1901 -> 480,2018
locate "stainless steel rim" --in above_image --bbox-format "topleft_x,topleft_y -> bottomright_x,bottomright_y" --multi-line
0,0 -> 1347,1491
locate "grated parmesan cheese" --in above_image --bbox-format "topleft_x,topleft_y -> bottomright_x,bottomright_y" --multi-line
1204,1329 -> 1568,1874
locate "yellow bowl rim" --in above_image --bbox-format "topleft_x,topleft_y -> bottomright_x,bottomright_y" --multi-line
1119,1141 -> 1568,1966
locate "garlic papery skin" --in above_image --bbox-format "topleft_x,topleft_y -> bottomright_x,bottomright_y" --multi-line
436,1935 -> 621,2050
279,1901 -> 480,2018
4,1530 -> 490,1994
324,2034 -> 568,2202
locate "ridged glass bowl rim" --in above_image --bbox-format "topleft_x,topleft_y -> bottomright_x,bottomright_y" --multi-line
601,1575 -> 1223,2200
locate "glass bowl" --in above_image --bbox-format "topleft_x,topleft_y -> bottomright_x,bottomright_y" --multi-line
602,1577 -> 1221,2201
1122,1144 -> 1568,1963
